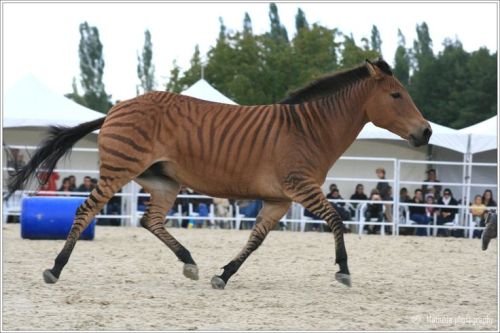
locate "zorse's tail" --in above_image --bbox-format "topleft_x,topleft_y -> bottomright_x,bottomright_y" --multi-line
6,117 -> 106,199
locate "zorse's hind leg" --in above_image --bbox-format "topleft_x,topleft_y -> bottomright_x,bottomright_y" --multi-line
211,200 -> 290,289
43,177 -> 129,283
135,168 -> 198,280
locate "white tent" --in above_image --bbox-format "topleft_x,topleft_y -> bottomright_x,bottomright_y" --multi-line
458,115 -> 497,154
3,74 -> 104,128
181,79 -> 237,105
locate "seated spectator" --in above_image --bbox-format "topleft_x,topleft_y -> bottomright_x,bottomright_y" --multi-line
213,197 -> 231,228
175,186 -> 191,228
58,177 -> 72,196
422,168 -> 442,200
436,188 -> 458,236
326,184 -> 338,199
77,176 -> 95,193
409,189 -> 430,236
350,184 -> 368,217
364,192 -> 384,234
137,188 -> 150,212
482,189 -> 497,213
425,194 -> 436,220
470,194 -> 487,238
400,187 -> 411,203
68,175 -> 77,191
37,171 -> 59,196
103,189 -> 122,226
327,188 -> 345,207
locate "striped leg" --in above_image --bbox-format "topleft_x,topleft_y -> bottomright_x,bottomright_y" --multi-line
135,175 -> 198,280
43,177 -> 128,284
291,186 -> 351,287
211,200 -> 291,289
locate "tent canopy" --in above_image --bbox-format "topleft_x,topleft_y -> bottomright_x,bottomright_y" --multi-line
4,75 -> 105,128
458,116 -> 497,154
181,79 -> 237,105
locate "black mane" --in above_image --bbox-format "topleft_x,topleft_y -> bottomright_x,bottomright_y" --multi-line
279,59 -> 393,104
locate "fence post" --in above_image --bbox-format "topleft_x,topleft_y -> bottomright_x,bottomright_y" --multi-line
393,159 -> 400,236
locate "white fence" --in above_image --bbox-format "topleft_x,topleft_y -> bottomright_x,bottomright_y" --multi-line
3,146 -> 497,238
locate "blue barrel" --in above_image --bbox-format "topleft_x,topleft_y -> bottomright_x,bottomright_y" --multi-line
21,197 -> 96,240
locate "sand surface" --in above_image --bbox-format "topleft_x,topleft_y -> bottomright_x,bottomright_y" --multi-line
2,224 -> 498,331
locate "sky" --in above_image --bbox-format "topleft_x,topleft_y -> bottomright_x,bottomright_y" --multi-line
2,1 -> 498,102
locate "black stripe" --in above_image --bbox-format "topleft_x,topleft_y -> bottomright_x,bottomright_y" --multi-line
104,122 -> 151,141
101,133 -> 150,153
101,164 -> 130,173
101,146 -> 141,162
289,104 -> 305,134
95,185 -> 105,198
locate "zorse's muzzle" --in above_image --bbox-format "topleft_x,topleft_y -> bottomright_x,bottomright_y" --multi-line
409,124 -> 432,147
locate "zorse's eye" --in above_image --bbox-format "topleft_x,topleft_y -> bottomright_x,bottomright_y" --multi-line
390,92 -> 402,99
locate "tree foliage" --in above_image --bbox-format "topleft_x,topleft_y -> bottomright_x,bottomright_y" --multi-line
69,21 -> 112,113
137,29 -> 155,95
160,5 -> 496,128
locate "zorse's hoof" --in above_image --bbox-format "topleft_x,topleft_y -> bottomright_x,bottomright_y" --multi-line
211,275 -> 226,289
183,264 -> 199,280
43,269 -> 58,284
335,272 -> 351,287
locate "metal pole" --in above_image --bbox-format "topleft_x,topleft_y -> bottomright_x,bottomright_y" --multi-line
393,159 -> 400,236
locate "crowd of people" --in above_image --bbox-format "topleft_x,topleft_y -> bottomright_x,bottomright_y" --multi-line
316,168 -> 497,237
6,164 -> 497,235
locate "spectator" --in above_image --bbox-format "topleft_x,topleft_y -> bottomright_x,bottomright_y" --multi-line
375,167 -> 392,223
399,187 -> 411,203
137,188 -> 150,212
104,190 -> 122,226
57,177 -> 72,196
364,192 -> 384,234
175,186 -> 191,228
327,188 -> 345,207
68,175 -> 77,191
326,184 -> 338,199
37,171 -> 59,196
436,188 -> 458,236
482,189 -> 497,213
213,197 -> 231,228
422,168 -> 442,200
6,148 -> 26,192
470,194 -> 487,238
409,189 -> 430,236
349,183 -> 368,217
77,176 -> 95,193
398,187 -> 411,222
425,194 -> 436,220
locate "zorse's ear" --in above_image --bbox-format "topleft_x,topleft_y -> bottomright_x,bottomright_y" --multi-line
365,59 -> 384,80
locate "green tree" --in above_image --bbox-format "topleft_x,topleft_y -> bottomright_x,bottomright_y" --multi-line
340,34 -> 378,68
137,29 -> 155,95
370,25 -> 382,57
205,18 -> 238,100
74,21 -> 112,113
269,2 -> 289,44
411,22 -> 434,70
165,60 -> 183,93
393,29 -> 410,87
290,22 -> 340,91
65,77 -> 87,106
295,8 -> 309,32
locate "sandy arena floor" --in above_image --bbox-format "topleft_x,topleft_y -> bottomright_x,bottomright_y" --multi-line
2,224 -> 498,331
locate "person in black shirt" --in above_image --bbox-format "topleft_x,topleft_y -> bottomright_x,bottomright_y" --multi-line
436,188 -> 458,236
409,189 -> 430,236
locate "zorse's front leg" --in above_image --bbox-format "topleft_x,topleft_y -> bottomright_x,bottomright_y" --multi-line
286,179 -> 351,287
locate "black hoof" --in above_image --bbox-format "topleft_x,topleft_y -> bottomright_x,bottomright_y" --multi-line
43,269 -> 58,284
183,264 -> 199,280
211,275 -> 226,289
335,272 -> 351,287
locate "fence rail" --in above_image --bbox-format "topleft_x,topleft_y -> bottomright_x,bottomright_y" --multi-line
3,146 -> 497,238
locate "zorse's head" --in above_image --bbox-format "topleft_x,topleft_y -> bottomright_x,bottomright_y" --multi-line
364,59 -> 432,147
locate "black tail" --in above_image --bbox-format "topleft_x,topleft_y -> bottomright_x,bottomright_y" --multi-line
5,117 -> 106,200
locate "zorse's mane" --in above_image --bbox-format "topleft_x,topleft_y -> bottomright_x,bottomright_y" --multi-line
280,59 -> 393,104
